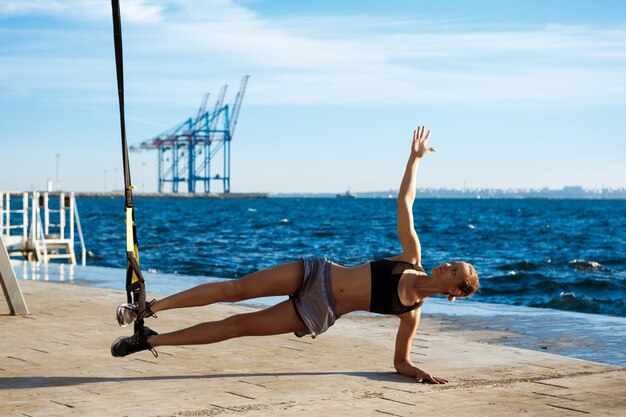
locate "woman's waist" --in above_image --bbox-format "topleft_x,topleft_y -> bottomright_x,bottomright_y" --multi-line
329,262 -> 371,313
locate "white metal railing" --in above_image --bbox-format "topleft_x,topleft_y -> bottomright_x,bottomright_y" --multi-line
0,192 -> 29,245
1,191 -> 86,265
73,197 -> 87,266
34,197 -> 49,263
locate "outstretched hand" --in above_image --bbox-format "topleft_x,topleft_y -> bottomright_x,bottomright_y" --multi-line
412,126 -> 436,158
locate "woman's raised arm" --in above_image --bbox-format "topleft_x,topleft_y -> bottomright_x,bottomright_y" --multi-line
395,126 -> 435,264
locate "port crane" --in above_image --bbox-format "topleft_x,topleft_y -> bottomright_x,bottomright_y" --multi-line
131,76 -> 249,193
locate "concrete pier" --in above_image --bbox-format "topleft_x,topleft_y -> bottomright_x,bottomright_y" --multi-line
1,280 -> 625,416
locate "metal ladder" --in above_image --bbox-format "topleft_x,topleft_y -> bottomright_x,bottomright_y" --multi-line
0,192 -> 86,265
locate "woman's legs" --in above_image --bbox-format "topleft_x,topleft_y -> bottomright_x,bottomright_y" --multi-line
112,264 -> 309,357
151,261 -> 304,313
148,300 -> 304,347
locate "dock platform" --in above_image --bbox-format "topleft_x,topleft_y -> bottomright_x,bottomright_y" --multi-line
1,280 -> 625,416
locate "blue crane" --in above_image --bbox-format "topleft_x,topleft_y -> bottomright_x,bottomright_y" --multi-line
132,76 -> 249,194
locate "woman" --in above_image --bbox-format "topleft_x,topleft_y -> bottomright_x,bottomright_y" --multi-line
111,126 -> 479,384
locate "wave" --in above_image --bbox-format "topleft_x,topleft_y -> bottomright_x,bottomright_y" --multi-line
478,273 -> 624,299
494,260 -> 545,272
86,250 -> 102,260
569,278 -> 625,291
530,296 -> 625,316
493,259 -> 614,275
568,259 -> 611,272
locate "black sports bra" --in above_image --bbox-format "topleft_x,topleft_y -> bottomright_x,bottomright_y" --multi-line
369,259 -> 425,315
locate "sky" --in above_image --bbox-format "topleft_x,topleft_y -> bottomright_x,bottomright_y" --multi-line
1,0 -> 625,194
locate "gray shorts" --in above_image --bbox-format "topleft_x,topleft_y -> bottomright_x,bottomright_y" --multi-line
290,257 -> 339,338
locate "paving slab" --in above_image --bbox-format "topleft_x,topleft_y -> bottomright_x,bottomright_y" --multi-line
0,280 -> 624,417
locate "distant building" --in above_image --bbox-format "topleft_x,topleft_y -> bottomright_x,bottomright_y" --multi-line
273,186 -> 626,199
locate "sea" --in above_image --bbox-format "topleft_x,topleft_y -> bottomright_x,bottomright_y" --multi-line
72,197 -> 625,318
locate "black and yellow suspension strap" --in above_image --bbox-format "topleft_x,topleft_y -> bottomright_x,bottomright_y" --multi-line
111,0 -> 146,334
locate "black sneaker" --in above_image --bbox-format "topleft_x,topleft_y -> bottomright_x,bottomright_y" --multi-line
116,299 -> 157,327
111,326 -> 158,358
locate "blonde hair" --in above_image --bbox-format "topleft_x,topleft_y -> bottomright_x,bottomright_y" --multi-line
458,263 -> 479,297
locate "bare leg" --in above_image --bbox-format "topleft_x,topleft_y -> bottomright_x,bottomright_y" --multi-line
151,261 -> 304,313
148,300 -> 305,347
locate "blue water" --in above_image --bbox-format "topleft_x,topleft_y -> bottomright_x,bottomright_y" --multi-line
70,197 -> 626,318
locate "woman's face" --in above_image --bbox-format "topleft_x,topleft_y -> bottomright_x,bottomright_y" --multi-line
432,261 -> 471,300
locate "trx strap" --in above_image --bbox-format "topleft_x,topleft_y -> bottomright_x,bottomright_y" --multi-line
111,0 -> 146,334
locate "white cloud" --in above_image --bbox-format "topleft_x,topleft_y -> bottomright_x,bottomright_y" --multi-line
138,19 -> 626,106
0,0 -> 164,23
1,0 -> 625,107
